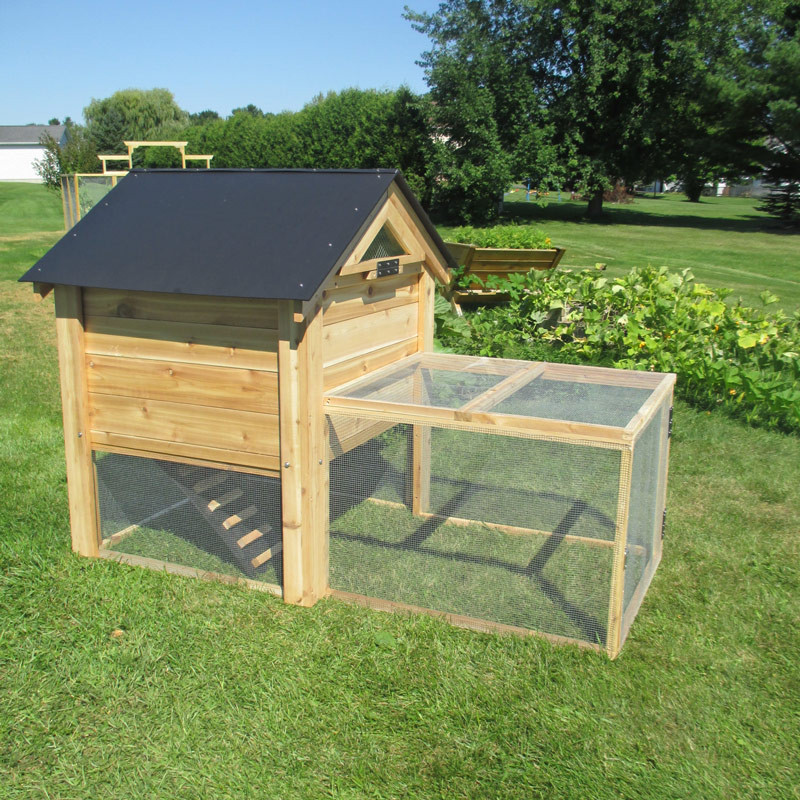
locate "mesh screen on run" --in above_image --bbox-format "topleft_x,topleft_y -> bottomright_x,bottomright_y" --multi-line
95,451 -> 283,589
328,418 -> 620,648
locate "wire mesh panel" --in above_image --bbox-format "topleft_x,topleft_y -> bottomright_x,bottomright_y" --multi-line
494,377 -> 652,428
96,451 -> 283,591
328,417 -> 622,648
61,175 -> 116,230
325,353 -> 675,654
621,402 -> 669,645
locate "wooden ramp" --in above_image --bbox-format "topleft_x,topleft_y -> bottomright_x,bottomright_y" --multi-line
160,462 -> 282,579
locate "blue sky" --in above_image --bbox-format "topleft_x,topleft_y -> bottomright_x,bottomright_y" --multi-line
0,0 -> 441,125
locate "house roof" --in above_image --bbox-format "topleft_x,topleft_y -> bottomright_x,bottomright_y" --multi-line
0,125 -> 66,144
20,168 -> 455,302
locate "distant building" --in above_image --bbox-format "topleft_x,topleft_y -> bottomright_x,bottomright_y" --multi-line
0,125 -> 67,182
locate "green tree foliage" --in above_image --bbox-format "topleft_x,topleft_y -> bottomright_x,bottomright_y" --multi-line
755,3 -> 800,224
407,0 -> 783,219
84,88 -> 188,153
185,88 -> 433,202
33,122 -> 99,189
230,104 -> 265,117
188,109 -> 221,125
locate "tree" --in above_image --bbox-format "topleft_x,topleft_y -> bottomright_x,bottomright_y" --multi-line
84,88 -> 188,153
407,0 -> 767,219
189,109 -> 221,125
754,3 -> 800,224
48,117 -> 60,125
33,122 -> 99,189
230,104 -> 265,118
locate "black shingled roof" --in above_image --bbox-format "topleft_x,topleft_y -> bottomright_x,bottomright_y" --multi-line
20,169 -> 455,302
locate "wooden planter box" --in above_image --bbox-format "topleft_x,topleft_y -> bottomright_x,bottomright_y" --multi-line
444,241 -> 566,307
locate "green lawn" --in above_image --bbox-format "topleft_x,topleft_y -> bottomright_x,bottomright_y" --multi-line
445,191 -> 800,310
1,183 -> 799,798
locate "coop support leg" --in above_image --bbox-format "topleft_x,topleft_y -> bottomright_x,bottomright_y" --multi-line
606,446 -> 633,658
410,260 -> 434,516
54,285 -> 100,557
279,301 -> 329,607
405,370 -> 432,515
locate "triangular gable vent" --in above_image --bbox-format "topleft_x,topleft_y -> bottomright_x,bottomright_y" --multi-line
360,224 -> 406,261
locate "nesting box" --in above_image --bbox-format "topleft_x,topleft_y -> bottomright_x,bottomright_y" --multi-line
22,169 -> 674,657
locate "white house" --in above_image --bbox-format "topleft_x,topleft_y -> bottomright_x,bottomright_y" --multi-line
0,125 -> 67,182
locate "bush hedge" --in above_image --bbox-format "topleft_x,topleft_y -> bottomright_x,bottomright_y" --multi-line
437,266 -> 800,435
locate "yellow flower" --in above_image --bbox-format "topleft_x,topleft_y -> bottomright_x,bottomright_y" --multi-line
729,389 -> 737,395
639,341 -> 646,348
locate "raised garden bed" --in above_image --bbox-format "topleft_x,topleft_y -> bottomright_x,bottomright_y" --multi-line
444,241 -> 566,309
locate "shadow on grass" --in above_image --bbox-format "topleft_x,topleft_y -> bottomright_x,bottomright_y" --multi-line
502,199 -> 797,236
330,460 -> 611,644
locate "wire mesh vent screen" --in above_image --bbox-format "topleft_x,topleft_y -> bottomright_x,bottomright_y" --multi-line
96,451 -> 283,589
328,417 -> 622,648
621,404 -> 667,644
360,225 -> 406,260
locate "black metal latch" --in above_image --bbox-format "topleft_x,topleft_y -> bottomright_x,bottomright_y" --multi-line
668,406 -> 674,438
662,508 -> 667,539
376,258 -> 400,278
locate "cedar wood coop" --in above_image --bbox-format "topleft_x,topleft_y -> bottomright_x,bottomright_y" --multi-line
21,169 -> 675,658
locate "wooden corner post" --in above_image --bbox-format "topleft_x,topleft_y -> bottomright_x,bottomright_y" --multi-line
606,446 -> 633,658
409,266 -> 434,515
278,301 -> 329,606
54,285 -> 100,557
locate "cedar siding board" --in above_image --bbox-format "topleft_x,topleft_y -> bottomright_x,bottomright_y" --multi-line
83,289 -> 281,471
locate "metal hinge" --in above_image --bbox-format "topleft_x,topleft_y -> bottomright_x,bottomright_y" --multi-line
376,258 -> 400,278
668,406 -> 674,438
662,508 -> 667,539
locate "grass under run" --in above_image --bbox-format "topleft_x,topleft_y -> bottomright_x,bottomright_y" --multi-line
1,183 -> 799,798
468,190 -> 800,310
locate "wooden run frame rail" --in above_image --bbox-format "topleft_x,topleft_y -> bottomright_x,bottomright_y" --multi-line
329,590 -> 604,654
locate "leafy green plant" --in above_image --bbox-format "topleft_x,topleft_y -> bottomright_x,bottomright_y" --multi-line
447,224 -> 553,250
444,266 -> 800,434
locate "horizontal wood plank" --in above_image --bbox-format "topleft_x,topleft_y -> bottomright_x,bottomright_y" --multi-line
98,549 -> 283,597
322,273 -> 418,325
325,260 -> 423,290
323,337 -> 419,391
85,316 -> 278,371
91,432 -> 281,475
84,289 -> 279,330
323,396 -> 628,445
329,590 -> 603,652
89,393 -> 280,455
323,303 -> 418,367
542,363 -> 665,389
338,253 -> 423,276
468,248 -> 563,263
86,354 -> 279,413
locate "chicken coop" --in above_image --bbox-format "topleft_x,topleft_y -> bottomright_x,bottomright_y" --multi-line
22,169 -> 675,657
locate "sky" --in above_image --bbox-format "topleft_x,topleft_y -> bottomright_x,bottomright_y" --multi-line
0,0 -> 442,125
